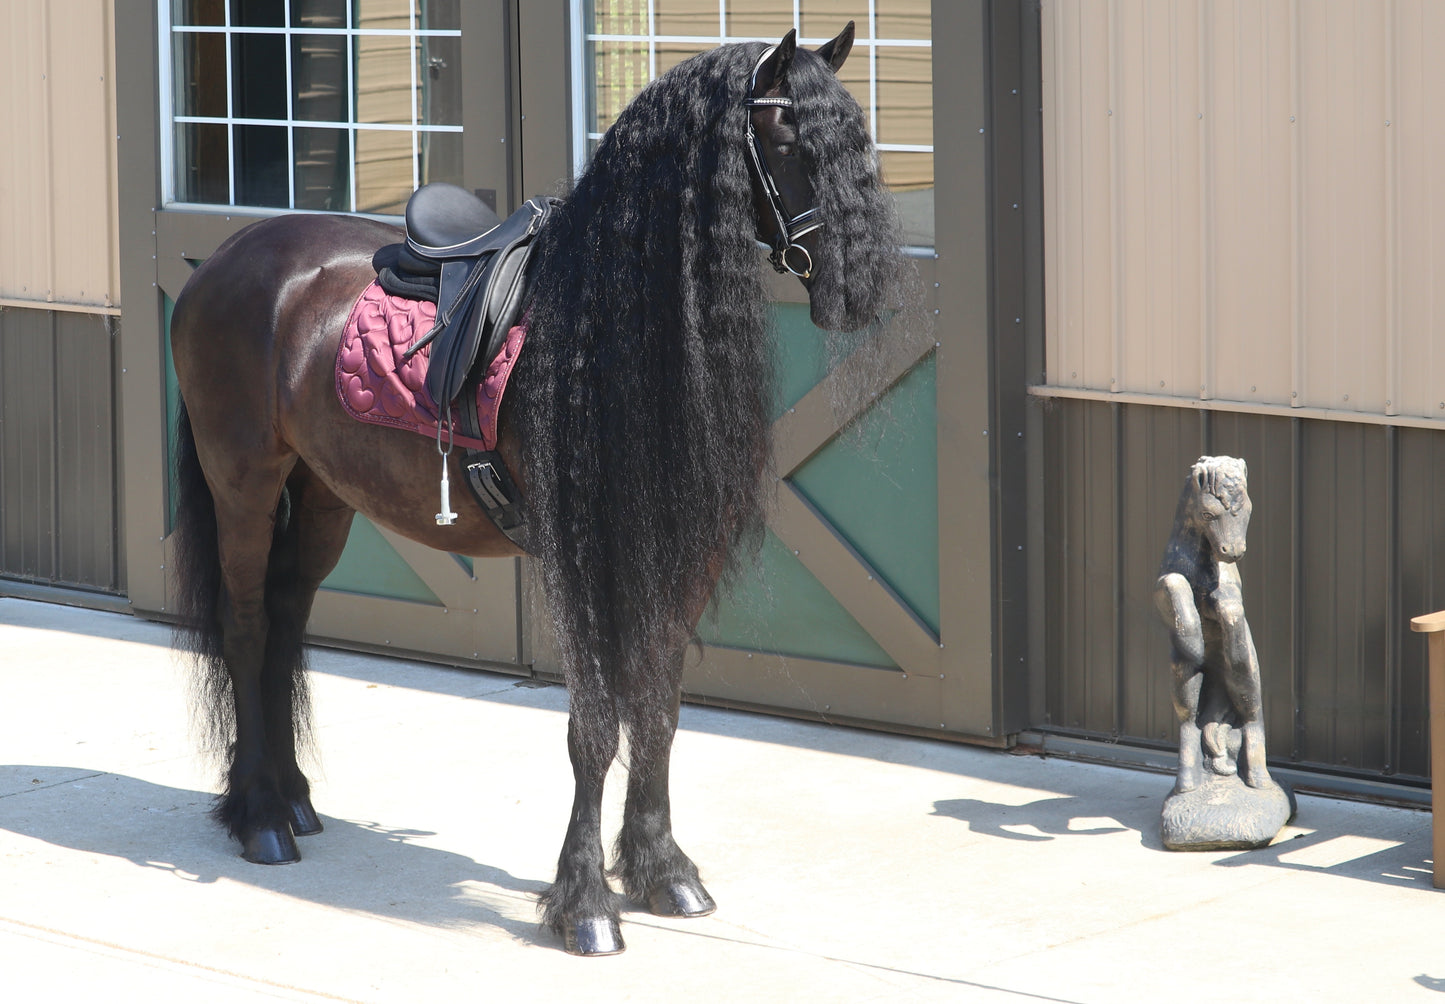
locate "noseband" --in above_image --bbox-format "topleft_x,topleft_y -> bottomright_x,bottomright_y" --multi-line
744,51 -> 823,279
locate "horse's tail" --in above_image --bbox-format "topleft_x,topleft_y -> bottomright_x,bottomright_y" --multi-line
171,399 -> 232,759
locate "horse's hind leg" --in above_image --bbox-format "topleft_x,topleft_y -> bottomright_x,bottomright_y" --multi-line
207,462 -> 301,863
613,647 -> 715,918
259,465 -> 356,838
540,664 -> 624,955
208,460 -> 352,864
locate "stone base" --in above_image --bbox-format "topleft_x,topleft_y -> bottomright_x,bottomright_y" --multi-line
1161,773 -> 1296,851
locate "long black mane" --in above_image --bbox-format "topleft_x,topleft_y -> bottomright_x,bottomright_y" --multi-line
511,41 -> 904,696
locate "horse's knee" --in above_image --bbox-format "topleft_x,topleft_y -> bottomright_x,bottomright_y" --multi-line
1215,596 -> 1246,630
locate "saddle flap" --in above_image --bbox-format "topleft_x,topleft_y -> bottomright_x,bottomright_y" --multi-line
422,197 -> 560,409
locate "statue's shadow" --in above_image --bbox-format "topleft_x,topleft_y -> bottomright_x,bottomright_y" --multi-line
0,765 -> 549,942
933,782 -> 1439,892
931,794 -> 1149,845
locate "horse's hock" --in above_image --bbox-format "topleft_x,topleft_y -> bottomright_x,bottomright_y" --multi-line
1154,456 -> 1295,851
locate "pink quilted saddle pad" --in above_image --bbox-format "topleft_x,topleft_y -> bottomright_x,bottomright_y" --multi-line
335,280 -> 524,451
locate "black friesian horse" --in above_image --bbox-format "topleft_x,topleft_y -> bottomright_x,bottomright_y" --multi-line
170,26 -> 905,955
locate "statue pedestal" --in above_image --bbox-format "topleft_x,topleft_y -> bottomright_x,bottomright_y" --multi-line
1161,774 -> 1296,851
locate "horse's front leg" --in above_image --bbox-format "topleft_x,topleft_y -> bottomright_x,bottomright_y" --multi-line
1211,580 -> 1272,788
1155,572 -> 1206,793
541,671 -> 623,955
613,646 -> 715,918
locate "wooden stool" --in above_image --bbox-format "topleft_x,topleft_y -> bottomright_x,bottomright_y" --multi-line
1408,610 -> 1445,889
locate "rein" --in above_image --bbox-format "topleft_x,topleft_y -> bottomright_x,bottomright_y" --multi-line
744,51 -> 822,279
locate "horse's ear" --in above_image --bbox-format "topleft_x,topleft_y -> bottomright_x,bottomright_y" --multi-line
815,21 -> 855,74
753,29 -> 797,96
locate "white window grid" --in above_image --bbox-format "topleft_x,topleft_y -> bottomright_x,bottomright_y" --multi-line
159,1 -> 462,213
567,0 -> 933,179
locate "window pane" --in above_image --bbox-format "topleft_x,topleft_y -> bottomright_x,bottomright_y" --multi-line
725,2 -> 793,39
293,127 -> 350,210
173,0 -> 224,26
292,34 -> 348,122
418,34 -> 461,126
875,46 -> 931,147
294,0 -> 346,28
590,40 -> 648,134
419,130 -> 462,188
881,151 -> 932,246
173,31 -> 227,118
231,0 -> 286,28
800,2 -> 868,42
355,128 -> 413,214
234,124 -> 289,205
876,3 -> 931,41
357,34 -> 417,124
654,1 -> 716,37
232,32 -> 287,120
355,0 -> 417,30
589,1 -> 647,36
174,122 -> 229,202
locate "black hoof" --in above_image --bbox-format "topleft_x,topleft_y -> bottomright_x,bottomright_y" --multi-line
288,799 -> 323,837
647,881 -> 716,917
241,825 -> 300,865
564,917 -> 625,956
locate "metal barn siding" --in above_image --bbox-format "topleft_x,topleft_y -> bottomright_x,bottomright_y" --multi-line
0,0 -> 120,314
0,306 -> 121,593
1040,399 -> 1441,787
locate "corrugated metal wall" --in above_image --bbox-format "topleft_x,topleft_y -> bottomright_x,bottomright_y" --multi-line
1036,0 -> 1445,787
0,0 -> 119,313
0,306 -> 122,593
1041,0 -> 1445,421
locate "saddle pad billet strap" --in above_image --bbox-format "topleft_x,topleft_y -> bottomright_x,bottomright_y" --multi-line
462,449 -> 528,551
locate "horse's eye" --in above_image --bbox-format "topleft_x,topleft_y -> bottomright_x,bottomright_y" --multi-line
776,143 -> 795,157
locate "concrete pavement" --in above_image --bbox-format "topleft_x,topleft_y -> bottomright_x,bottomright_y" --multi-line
1,595 -> 1443,1002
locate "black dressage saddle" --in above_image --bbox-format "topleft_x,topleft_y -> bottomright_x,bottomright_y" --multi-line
374,182 -> 560,412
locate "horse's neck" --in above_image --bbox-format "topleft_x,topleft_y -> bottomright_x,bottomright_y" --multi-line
1163,509 -> 1218,588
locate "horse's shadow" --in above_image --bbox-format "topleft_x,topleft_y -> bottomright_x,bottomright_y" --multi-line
0,765 -> 549,942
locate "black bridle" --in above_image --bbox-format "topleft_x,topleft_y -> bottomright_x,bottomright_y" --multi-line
744,51 -> 823,279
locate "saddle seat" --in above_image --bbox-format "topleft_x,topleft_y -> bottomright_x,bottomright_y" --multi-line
404,182 -> 503,257
371,182 -> 561,417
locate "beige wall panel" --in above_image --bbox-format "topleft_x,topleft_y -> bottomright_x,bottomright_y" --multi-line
1043,0 -> 1445,421
1297,0 -> 1388,414
1113,0 -> 1203,399
0,3 -> 53,305
1392,0 -> 1445,419
1205,0 -> 1293,404
0,1 -> 119,311
1044,0 -> 1116,390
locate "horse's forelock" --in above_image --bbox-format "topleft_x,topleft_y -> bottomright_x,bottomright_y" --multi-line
1190,456 -> 1249,510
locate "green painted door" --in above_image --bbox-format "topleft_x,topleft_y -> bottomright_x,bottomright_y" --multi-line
684,293 -> 953,733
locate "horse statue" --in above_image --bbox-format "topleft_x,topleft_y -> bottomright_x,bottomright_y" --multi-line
168,25 -> 906,954
1154,457 -> 1293,849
